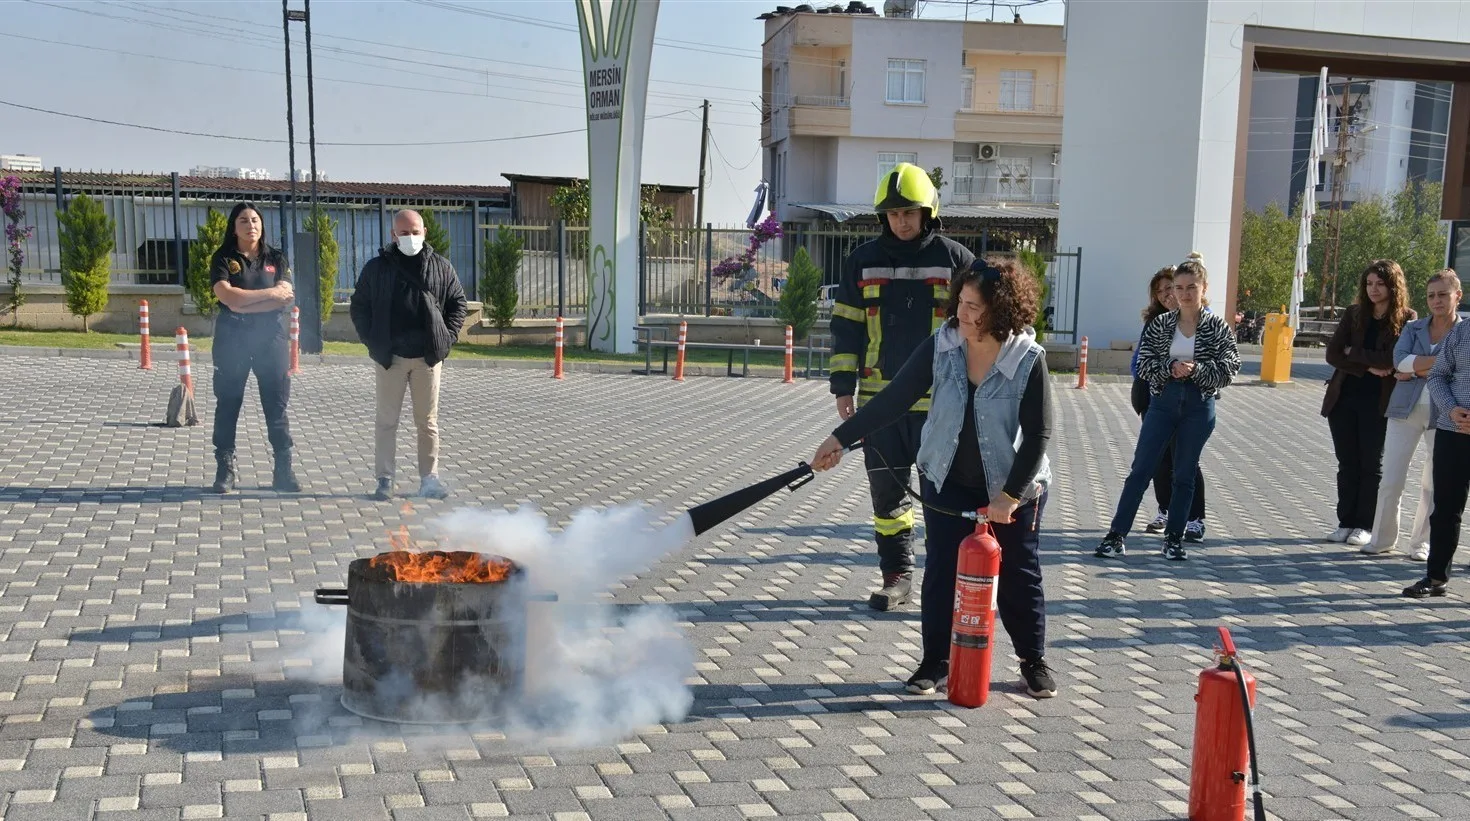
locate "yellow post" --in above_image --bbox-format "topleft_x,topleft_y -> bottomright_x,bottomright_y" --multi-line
1260,312 -> 1294,385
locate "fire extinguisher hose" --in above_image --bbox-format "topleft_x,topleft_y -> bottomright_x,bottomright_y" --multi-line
864,442 -> 984,521
1221,627 -> 1268,821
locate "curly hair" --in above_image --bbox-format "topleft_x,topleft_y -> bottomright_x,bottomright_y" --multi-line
1353,259 -> 1412,338
1142,266 -> 1176,323
946,256 -> 1041,342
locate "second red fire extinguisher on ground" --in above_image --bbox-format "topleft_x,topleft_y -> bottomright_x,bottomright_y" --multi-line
948,513 -> 1001,708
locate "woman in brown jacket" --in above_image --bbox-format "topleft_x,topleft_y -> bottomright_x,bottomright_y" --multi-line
1322,259 -> 1415,545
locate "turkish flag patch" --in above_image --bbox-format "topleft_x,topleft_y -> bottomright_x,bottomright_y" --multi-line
265,265 -> 277,274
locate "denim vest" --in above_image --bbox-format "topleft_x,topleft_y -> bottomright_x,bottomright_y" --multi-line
1386,316 -> 1457,421
916,325 -> 1052,499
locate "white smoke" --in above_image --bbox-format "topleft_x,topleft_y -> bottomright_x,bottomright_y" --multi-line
285,504 -> 697,747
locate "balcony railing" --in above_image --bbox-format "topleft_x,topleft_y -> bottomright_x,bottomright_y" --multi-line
947,180 -> 1059,206
794,95 -> 849,108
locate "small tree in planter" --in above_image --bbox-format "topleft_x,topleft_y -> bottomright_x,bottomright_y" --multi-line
481,228 -> 522,343
186,207 -> 228,317
56,193 -> 115,331
422,209 -> 452,258
776,246 -> 821,341
304,207 -> 340,321
1,175 -> 34,326
1014,247 -> 1050,338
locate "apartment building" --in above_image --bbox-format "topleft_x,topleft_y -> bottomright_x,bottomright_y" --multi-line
1246,72 -> 1452,214
760,6 -> 1064,228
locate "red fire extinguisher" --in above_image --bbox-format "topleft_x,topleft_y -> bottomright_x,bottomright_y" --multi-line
1189,626 -> 1266,821
948,512 -> 1001,708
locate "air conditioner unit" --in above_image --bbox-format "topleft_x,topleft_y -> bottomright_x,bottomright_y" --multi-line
978,143 -> 999,161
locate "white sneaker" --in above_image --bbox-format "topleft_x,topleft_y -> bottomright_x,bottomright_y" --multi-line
1327,527 -> 1351,543
418,475 -> 450,500
1360,540 -> 1394,554
1345,529 -> 1372,547
1411,543 -> 1430,562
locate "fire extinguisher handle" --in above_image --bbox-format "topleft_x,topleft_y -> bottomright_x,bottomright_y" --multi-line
1218,625 -> 1238,659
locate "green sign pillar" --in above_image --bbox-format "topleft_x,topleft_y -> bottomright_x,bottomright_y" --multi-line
576,0 -> 660,353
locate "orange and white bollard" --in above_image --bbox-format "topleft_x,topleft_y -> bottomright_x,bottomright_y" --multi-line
672,320 -> 688,382
1075,336 -> 1089,390
176,327 -> 193,395
138,300 -> 153,370
288,306 -> 301,376
553,316 -> 565,380
783,324 -> 795,384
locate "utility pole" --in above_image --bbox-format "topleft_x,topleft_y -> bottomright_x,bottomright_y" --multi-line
281,1 -> 298,254
695,99 -> 710,233
1317,77 -> 1356,319
304,0 -> 319,220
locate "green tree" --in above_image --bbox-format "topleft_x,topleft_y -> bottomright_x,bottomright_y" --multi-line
481,227 -> 523,343
186,207 -> 228,317
304,207 -> 341,322
1014,247 -> 1050,335
548,179 -> 675,229
421,209 -> 452,257
1304,181 -> 1446,315
927,166 -> 946,193
776,247 -> 822,341
2,175 -> 34,326
1236,200 -> 1297,314
56,194 -> 114,331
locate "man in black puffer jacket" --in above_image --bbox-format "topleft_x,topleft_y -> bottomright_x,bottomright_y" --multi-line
830,163 -> 974,611
350,209 -> 468,502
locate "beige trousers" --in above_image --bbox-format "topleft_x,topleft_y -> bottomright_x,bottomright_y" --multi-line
374,356 -> 441,481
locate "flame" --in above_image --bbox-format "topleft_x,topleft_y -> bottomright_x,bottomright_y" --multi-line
368,550 -> 515,584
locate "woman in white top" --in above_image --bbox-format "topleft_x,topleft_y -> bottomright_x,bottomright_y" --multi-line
1366,270 -> 1463,559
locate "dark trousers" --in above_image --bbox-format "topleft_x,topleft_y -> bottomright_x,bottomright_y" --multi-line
1427,428 -> 1470,582
211,315 -> 293,457
863,412 -> 926,575
919,476 -> 1047,665
1327,392 -> 1388,531
1110,381 -> 1216,538
1131,378 -> 1206,521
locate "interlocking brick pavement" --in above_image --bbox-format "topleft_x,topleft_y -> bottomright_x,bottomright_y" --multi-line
0,351 -> 1467,820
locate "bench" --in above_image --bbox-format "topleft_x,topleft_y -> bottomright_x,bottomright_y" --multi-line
634,325 -> 833,378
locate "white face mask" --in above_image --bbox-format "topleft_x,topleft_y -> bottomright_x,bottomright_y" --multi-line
396,233 -> 425,256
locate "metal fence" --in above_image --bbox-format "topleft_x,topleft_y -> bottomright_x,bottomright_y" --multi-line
10,179 -> 490,301
485,220 -> 1080,341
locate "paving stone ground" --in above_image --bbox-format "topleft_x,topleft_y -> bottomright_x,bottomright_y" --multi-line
0,351 -> 1468,821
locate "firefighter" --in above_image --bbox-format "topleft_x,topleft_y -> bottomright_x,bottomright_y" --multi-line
830,163 -> 975,610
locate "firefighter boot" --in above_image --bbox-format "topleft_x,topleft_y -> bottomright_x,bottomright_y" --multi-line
869,571 -> 913,611
210,452 -> 237,495
272,450 -> 302,493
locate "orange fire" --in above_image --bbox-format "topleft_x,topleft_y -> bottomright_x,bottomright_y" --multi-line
369,550 -> 516,584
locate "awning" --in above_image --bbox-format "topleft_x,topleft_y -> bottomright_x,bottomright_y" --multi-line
790,202 -> 1060,223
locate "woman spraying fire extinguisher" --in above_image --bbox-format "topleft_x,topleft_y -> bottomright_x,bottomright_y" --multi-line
811,258 -> 1057,699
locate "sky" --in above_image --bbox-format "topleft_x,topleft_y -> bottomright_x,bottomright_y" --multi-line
0,0 -> 1065,224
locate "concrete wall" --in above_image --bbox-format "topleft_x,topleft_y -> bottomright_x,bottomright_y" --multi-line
850,17 -> 961,141
1244,72 -> 1301,212
832,137 -> 954,205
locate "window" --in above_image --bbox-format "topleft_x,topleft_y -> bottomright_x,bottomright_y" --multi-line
877,152 -> 919,184
953,157 -> 975,199
837,60 -> 848,104
886,59 -> 926,104
999,69 -> 1035,111
960,68 -> 975,111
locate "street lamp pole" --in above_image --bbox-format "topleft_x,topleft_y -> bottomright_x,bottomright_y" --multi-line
281,0 -> 299,255
283,2 -> 322,353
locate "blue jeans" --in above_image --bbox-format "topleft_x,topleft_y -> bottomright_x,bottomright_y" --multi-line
1109,381 -> 1217,538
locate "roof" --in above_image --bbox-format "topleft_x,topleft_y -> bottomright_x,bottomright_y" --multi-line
501,172 -> 696,194
791,202 -> 1060,222
7,170 -> 510,201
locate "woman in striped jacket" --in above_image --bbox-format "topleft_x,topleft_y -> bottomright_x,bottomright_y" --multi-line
1096,256 -> 1240,561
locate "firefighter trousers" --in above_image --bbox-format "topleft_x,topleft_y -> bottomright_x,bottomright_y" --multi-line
862,412 -> 926,575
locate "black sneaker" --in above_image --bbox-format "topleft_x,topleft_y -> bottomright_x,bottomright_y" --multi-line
905,660 -> 949,695
1019,658 -> 1058,699
1403,577 -> 1448,598
869,572 -> 913,611
1184,519 -> 1206,543
1144,510 -> 1168,534
1095,532 -> 1126,558
1162,534 -> 1188,561
371,478 -> 393,502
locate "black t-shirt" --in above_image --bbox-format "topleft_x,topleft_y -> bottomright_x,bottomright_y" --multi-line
1346,314 -> 1384,398
389,252 -> 430,358
210,246 -> 290,321
947,383 -> 987,490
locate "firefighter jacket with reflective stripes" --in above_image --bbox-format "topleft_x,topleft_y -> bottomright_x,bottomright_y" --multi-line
829,228 -> 975,411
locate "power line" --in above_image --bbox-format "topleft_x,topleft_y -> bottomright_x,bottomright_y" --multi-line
0,97 -> 693,147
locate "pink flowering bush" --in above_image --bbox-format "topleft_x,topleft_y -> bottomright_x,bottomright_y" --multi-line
712,214 -> 783,279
